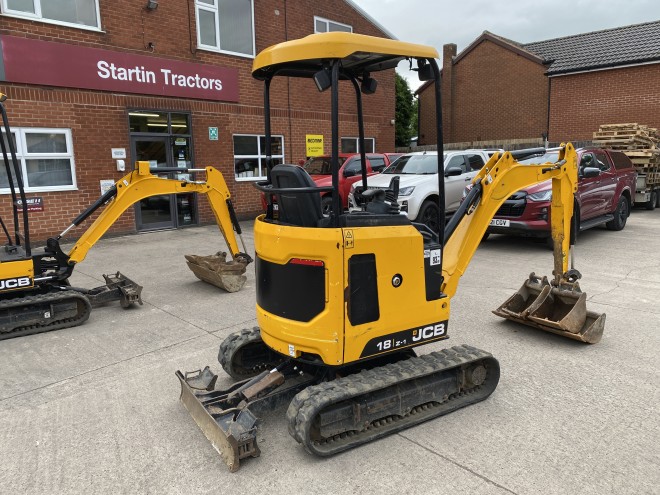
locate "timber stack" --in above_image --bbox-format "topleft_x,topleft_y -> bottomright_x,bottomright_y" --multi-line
593,123 -> 660,185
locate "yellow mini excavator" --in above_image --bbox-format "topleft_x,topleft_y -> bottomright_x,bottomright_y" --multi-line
177,33 -> 606,472
0,94 -> 251,340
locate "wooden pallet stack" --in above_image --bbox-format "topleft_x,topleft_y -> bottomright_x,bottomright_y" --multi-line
593,123 -> 660,184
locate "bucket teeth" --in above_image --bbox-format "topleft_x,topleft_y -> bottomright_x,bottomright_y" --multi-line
493,275 -> 606,344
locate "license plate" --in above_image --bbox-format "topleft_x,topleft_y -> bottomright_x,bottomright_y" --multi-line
489,219 -> 510,227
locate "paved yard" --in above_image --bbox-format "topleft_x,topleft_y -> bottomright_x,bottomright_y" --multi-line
1,210 -> 658,494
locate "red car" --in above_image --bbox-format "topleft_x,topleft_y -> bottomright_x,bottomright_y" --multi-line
301,153 -> 393,213
486,148 -> 637,241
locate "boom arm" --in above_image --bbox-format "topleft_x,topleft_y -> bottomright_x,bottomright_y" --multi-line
62,162 -> 249,265
441,143 -> 579,298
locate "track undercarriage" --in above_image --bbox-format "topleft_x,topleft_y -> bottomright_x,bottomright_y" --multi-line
0,272 -> 142,340
177,328 -> 500,472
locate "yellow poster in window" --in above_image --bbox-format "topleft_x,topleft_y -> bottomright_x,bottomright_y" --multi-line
306,134 -> 324,157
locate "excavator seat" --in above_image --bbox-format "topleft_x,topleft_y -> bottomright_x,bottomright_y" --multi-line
270,164 -> 324,227
268,165 -> 413,229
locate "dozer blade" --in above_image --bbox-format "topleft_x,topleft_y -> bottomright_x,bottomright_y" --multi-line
176,368 -> 260,472
185,251 -> 248,293
176,364 -> 318,471
84,271 -> 143,308
493,275 -> 605,344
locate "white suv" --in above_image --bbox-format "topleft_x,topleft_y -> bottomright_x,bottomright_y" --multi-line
348,150 -> 489,232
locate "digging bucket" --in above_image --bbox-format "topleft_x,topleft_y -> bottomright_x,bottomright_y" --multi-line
493,275 -> 605,344
493,275 -> 547,320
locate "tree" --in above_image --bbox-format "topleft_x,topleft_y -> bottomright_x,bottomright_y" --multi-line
395,72 -> 415,147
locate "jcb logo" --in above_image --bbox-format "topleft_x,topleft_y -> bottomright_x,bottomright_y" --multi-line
0,276 -> 32,290
411,323 -> 446,342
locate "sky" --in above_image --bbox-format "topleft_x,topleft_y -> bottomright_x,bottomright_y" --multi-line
351,0 -> 658,89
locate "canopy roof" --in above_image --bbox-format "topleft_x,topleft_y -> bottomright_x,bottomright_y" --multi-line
252,32 -> 439,79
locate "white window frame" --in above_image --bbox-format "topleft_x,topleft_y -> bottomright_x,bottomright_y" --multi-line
1,128 -> 78,193
341,137 -> 375,154
195,0 -> 256,58
314,16 -> 352,34
233,134 -> 284,182
1,0 -> 102,32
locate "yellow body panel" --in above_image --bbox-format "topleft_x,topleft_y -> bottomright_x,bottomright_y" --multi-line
255,216 -> 345,365
255,216 -> 450,366
0,259 -> 34,291
340,224 -> 450,363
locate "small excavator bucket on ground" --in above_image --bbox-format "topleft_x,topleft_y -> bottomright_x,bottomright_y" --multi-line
493,274 -> 605,343
185,251 -> 249,293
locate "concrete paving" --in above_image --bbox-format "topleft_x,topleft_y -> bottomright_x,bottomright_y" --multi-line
1,210 -> 658,495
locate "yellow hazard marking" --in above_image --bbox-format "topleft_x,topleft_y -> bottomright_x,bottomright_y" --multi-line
344,229 -> 354,249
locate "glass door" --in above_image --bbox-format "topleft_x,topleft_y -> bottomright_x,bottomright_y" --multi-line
132,136 -> 176,231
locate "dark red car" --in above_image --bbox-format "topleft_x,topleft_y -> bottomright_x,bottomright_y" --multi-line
301,153 -> 393,213
486,148 -> 637,241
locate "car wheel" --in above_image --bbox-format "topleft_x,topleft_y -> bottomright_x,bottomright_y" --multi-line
606,197 -> 629,231
321,196 -> 333,216
645,190 -> 657,210
416,200 -> 441,233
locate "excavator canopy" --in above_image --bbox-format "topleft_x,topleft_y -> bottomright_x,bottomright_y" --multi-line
252,32 -> 439,79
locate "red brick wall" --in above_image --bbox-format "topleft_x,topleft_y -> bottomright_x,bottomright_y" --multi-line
452,41 -> 548,142
418,37 -> 660,150
0,0 -> 395,241
418,40 -> 548,146
418,82 -> 436,146
548,64 -> 660,142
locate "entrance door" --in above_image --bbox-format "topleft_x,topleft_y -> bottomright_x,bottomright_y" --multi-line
132,136 -> 176,230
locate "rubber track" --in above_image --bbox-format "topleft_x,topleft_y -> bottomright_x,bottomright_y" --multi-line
218,327 -> 284,380
0,291 -> 92,340
287,344 -> 499,456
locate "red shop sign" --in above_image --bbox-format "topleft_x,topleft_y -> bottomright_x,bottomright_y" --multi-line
0,36 -> 239,102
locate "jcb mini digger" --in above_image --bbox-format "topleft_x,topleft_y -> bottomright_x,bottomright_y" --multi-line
177,32 -> 606,471
0,94 -> 251,340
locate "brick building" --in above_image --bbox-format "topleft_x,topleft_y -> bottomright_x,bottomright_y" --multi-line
417,20 -> 660,147
0,0 -> 396,240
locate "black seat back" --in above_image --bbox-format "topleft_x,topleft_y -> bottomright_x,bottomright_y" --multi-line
270,164 -> 323,227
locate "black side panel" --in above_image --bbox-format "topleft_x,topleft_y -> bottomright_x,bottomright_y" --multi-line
424,243 -> 443,301
256,256 -> 325,322
347,254 -> 379,325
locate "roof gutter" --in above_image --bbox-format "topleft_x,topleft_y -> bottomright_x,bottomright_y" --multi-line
548,59 -> 660,77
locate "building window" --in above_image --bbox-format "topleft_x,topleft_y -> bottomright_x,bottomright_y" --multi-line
314,16 -> 352,33
233,134 -> 284,180
1,128 -> 77,192
195,0 -> 255,57
1,0 -> 101,30
341,137 -> 375,154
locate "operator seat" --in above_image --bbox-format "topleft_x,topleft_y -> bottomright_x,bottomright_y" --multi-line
270,164 -> 324,227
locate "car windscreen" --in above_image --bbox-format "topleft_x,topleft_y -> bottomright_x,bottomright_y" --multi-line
382,154 -> 440,175
303,157 -> 347,175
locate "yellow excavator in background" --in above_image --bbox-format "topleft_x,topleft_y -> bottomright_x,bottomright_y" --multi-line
172,32 -> 606,472
0,94 -> 251,340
